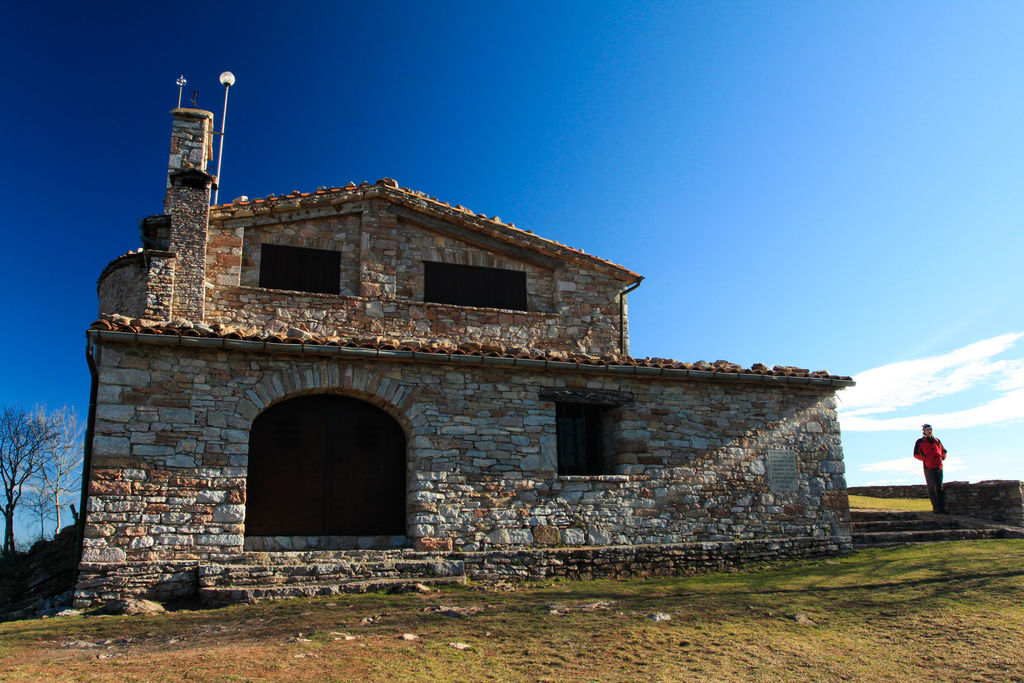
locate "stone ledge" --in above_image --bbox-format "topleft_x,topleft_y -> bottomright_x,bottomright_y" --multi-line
454,536 -> 850,581
244,534 -> 408,551
73,536 -> 850,608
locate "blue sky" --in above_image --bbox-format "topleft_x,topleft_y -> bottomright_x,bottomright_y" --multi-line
2,1 -> 1022,521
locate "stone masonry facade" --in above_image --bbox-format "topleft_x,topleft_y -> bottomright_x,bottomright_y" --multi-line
82,342 -> 849,560
101,179 -> 640,359
206,176 -> 634,355
77,334 -> 851,605
77,106 -> 855,606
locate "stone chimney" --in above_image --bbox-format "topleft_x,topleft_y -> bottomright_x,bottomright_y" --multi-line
164,108 -> 215,322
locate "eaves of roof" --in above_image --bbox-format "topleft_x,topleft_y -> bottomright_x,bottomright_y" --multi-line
87,319 -> 855,388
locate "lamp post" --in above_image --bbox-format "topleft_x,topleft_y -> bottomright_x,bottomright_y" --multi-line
213,71 -> 235,205
176,75 -> 187,108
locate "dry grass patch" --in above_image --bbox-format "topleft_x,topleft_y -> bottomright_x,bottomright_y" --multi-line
2,540 -> 1022,681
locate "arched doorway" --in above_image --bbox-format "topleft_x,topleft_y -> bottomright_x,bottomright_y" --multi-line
245,394 -> 406,540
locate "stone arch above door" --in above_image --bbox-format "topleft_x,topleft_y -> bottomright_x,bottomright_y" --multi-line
234,361 -> 421,438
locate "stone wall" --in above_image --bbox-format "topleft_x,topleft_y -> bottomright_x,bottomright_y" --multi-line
81,338 -> 849,574
97,252 -> 177,320
75,536 -> 849,607
944,481 -> 1024,526
97,255 -> 149,319
164,108 -> 213,209
75,561 -> 200,605
457,536 -> 850,581
238,211 -> 362,295
167,172 -> 212,321
847,485 -> 929,499
99,179 -> 638,357
143,253 -> 176,320
202,195 -> 630,355
848,482 -> 1024,526
392,216 -> 554,309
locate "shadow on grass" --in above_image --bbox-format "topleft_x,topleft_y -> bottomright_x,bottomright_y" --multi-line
3,540 -> 1022,654
484,540 -> 1024,620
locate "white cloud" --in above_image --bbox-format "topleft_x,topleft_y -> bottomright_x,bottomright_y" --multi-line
843,388 -> 1024,431
860,458 -> 922,475
857,458 -> 970,487
839,332 -> 1024,432
994,363 -> 1024,392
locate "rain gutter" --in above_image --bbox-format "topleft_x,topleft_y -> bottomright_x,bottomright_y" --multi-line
618,277 -> 644,356
76,339 -> 99,565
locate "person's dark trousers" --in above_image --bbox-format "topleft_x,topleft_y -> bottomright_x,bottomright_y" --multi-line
924,467 -> 945,513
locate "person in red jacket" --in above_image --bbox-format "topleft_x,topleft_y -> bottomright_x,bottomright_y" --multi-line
913,423 -> 948,513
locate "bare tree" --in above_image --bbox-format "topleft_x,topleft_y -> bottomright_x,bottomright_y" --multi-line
0,406 -> 54,555
37,406 -> 84,535
22,483 -> 54,544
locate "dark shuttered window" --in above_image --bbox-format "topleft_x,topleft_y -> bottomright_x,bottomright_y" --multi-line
259,244 -> 341,295
423,261 -> 527,311
556,403 -> 606,475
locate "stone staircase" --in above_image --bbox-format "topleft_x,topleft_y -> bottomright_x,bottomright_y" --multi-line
198,548 -> 466,605
850,509 -> 1017,549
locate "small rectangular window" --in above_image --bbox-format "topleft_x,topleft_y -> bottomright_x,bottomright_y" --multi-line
259,244 -> 341,294
423,261 -> 527,311
556,403 -> 606,475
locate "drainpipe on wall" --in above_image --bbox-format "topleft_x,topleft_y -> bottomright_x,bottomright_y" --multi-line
76,340 -> 99,565
618,278 -> 644,356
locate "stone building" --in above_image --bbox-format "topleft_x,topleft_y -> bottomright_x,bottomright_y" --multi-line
75,106 -> 854,606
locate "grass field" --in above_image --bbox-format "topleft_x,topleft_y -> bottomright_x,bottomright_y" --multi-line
848,495 -> 932,512
1,540 -> 1022,681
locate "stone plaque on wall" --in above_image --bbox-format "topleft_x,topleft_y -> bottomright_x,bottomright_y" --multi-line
766,450 -> 799,492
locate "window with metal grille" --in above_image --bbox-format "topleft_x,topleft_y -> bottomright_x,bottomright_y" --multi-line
556,403 -> 607,475
423,260 -> 527,311
259,243 -> 341,294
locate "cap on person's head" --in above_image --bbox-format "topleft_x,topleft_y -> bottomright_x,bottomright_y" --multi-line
922,423 -> 933,431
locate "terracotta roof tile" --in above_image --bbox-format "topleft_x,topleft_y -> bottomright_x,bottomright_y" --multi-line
89,315 -> 853,384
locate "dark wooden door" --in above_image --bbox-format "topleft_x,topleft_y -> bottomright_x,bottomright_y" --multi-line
246,395 -> 406,537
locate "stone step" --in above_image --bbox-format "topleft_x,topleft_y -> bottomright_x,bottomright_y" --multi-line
852,519 -> 960,533
852,527 -> 1004,549
234,548 -> 431,565
199,558 -> 465,589
849,509 -> 923,522
200,575 -> 467,606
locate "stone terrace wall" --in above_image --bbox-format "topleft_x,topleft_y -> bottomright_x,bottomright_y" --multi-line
202,197 -> 631,356
847,485 -> 929,499
76,536 -> 851,607
944,481 -> 1024,526
457,536 -> 850,581
849,482 -> 1024,525
76,561 -> 199,606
